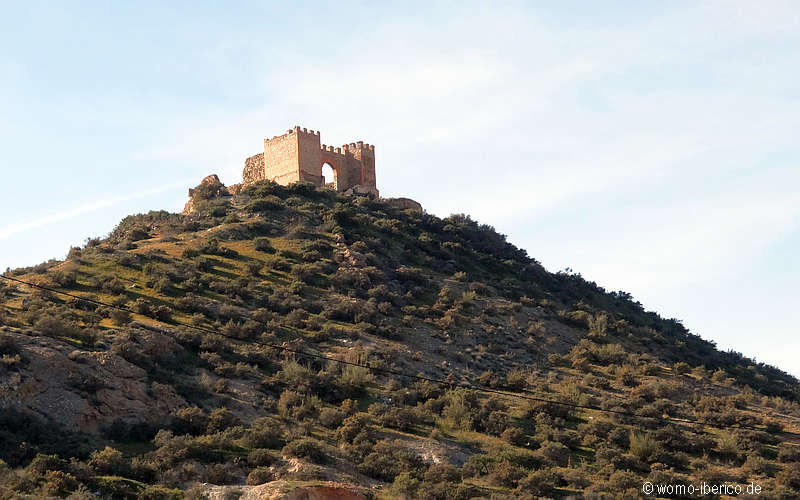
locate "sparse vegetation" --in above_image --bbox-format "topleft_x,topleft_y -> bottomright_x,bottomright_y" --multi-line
0,179 -> 797,498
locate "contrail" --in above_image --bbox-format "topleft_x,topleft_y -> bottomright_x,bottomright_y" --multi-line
0,178 -> 194,240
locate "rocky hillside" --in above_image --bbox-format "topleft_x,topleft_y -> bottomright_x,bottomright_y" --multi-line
1,179 -> 799,499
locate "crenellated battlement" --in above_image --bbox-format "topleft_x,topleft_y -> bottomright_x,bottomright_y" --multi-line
290,125 -> 320,137
321,145 -> 345,154
266,126 -> 322,143
245,126 -> 378,197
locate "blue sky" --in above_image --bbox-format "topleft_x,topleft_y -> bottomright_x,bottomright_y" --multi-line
2,1 -> 798,376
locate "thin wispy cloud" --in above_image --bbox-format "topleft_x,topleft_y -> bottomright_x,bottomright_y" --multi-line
0,180 -> 193,241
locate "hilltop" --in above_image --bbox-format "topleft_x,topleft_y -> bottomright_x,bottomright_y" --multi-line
1,179 -> 799,499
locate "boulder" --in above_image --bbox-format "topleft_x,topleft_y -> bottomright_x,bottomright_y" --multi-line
182,174 -> 230,215
384,197 -> 423,213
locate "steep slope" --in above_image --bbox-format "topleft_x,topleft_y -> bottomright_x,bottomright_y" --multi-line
1,179 -> 799,499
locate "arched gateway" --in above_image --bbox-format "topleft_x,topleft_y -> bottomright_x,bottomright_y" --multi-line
242,126 -> 378,197
321,161 -> 337,189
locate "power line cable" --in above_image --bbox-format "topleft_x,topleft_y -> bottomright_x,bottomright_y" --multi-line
1,273 -> 795,436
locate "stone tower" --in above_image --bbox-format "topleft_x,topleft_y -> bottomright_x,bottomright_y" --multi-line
242,126 -> 378,197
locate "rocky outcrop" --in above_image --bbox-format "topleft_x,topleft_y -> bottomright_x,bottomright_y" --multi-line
0,329 -> 185,433
201,481 -> 369,500
247,483 -> 368,500
182,174 -> 231,215
384,197 -> 423,212
342,184 -> 380,198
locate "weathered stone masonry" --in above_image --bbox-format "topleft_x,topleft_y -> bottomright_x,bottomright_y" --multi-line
184,126 -> 423,215
243,126 -> 379,197
242,153 -> 265,186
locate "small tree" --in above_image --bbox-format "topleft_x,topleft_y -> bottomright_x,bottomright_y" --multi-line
281,438 -> 327,464
109,309 -> 132,326
629,432 -> 660,462
89,446 -> 126,476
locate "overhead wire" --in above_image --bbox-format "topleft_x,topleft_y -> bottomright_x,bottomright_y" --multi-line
1,272 -> 796,436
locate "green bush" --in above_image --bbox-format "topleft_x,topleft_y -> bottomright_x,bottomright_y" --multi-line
50,270 -> 78,288
336,414 -> 371,444
281,438 -> 327,464
442,389 -> 479,431
246,466 -> 274,485
380,407 -> 417,431
101,278 -> 127,295
629,432 -> 660,462
424,463 -> 461,483
673,362 -> 691,375
538,441 -> 570,467
359,439 -> 423,481
109,309 -> 133,325
202,463 -> 232,484
153,277 -> 173,294
605,469 -> 641,493
517,468 -> 560,497
206,408 -> 239,434
278,390 -> 306,418
195,256 -> 214,272
195,199 -> 231,218
776,462 -> 800,489
615,366 -> 639,387
479,410 -> 510,436
89,446 -> 127,476
42,470 -> 81,497
172,407 -> 208,436
710,369 -> 727,383
319,408 -> 345,429
246,195 -> 283,213
247,449 -> 275,467
278,360 -> 315,392
487,461 -> 526,487
242,419 -> 284,449
34,316 -> 79,337
715,431 -> 740,460
391,472 -> 421,498
777,443 -> 800,463
254,237 -> 275,253
501,427 -> 527,446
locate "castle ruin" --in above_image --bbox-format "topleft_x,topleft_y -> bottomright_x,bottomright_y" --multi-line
242,126 -> 379,197
183,126 -> 423,215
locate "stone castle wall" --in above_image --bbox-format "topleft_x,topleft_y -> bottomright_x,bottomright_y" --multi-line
184,126 -> 422,215
296,128 -> 324,185
263,129 -> 301,185
242,153 -> 265,185
243,126 -> 379,197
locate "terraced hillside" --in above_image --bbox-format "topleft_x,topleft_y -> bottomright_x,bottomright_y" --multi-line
1,180 -> 799,499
